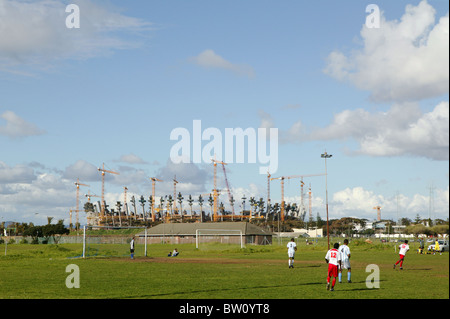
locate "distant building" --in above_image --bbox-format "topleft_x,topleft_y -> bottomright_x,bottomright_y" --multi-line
277,228 -> 323,238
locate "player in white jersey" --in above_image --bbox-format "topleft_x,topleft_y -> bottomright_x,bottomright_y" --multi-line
338,239 -> 351,283
394,240 -> 409,270
287,238 -> 297,268
130,236 -> 135,259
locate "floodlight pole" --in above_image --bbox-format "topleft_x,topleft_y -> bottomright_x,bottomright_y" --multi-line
82,225 -> 86,258
321,151 -> 332,250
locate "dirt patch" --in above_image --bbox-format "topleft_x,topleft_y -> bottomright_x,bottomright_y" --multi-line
119,257 -> 324,266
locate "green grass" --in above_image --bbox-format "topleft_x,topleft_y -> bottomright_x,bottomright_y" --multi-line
0,239 -> 448,299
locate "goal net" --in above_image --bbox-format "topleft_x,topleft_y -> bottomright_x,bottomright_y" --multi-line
81,225 -> 148,258
195,229 -> 244,250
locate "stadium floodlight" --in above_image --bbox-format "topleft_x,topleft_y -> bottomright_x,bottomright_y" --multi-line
321,151 -> 332,250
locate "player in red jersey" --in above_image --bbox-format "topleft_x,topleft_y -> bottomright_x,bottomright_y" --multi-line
325,243 -> 341,291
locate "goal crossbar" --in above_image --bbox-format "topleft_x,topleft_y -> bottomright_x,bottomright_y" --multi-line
195,229 -> 244,249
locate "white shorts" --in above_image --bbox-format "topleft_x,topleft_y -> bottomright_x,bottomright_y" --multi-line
341,259 -> 351,269
288,251 -> 295,258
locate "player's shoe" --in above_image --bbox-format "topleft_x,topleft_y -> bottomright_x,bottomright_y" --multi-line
399,267 -> 403,270
348,280 -> 352,283
393,264 -> 396,269
330,287 -> 334,291
326,283 -> 330,291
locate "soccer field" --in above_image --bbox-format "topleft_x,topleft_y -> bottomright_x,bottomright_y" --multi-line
0,240 -> 448,300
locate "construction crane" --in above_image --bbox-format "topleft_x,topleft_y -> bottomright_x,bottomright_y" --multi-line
308,183 -> 312,224
373,206 -> 381,221
211,158 -> 223,222
173,175 -> 179,217
74,178 -> 89,231
271,173 -> 326,222
267,171 -> 271,219
97,163 -> 120,222
211,158 -> 235,222
150,177 -> 163,222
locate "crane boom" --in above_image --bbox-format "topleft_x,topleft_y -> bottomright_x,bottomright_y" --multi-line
221,162 -> 235,217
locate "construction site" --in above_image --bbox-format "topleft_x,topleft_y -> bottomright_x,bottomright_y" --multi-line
69,158 -> 328,230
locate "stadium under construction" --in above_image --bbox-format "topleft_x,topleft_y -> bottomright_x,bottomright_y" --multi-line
70,160 -> 327,230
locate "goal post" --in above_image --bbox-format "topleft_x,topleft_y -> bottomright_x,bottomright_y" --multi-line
195,229 -> 244,249
82,225 -> 148,258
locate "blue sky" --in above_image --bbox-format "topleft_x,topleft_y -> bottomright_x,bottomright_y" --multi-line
0,0 -> 448,225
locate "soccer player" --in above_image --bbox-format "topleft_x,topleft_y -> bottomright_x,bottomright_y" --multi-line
325,243 -> 341,291
287,238 -> 297,268
338,239 -> 351,283
130,236 -> 135,259
394,240 -> 409,270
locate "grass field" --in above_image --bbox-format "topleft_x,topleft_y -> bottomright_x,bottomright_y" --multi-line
0,238 -> 448,300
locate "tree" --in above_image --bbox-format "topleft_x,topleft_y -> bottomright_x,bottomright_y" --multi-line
167,195 -> 174,216
414,214 -> 421,224
208,194 -> 214,217
23,225 -> 43,244
316,213 -> 324,229
42,219 -> 69,244
400,217 -> 412,226
249,197 -> 259,218
187,194 -> 194,216
177,192 -> 184,216
198,195 -> 204,222
23,219 -> 69,244
405,224 -> 432,238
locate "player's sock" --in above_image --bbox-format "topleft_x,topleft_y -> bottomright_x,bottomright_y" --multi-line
348,272 -> 351,282
338,273 -> 342,282
332,277 -> 336,288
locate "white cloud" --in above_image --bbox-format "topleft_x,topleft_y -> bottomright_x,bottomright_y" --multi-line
282,101 -> 449,161
155,159 -> 211,195
189,49 -> 255,78
0,0 -> 152,73
0,110 -> 46,138
0,161 -> 36,184
63,160 -> 100,182
330,186 -> 449,220
115,153 -> 148,165
324,0 -> 449,102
